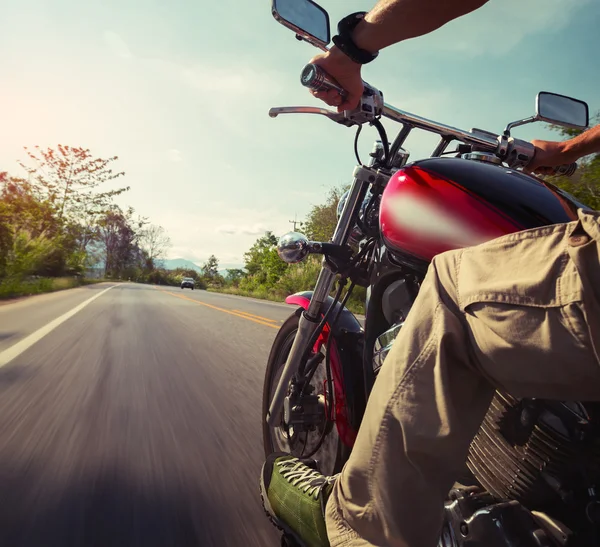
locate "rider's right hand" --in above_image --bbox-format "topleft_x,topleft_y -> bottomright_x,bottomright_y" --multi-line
308,47 -> 364,112
527,139 -> 576,175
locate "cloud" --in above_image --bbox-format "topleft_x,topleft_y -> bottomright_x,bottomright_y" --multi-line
168,244 -> 244,266
153,207 -> 290,267
182,64 -> 282,97
216,225 -> 237,235
167,149 -> 182,162
138,55 -> 287,138
103,31 -> 133,59
215,222 -> 270,236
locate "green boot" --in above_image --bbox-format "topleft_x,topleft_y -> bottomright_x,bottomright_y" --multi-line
260,453 -> 337,547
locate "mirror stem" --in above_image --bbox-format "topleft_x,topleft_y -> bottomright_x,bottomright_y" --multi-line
504,116 -> 537,137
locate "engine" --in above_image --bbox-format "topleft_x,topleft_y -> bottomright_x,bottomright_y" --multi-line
466,392 -> 600,543
437,487 -> 556,547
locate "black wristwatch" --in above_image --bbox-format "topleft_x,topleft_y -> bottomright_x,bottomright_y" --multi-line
332,12 -> 379,65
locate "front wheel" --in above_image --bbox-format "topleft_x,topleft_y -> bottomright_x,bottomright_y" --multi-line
262,312 -> 343,476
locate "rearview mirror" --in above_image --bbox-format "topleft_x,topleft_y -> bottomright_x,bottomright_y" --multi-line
271,0 -> 330,50
536,92 -> 589,130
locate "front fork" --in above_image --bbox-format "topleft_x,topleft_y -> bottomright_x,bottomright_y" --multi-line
266,166 -> 375,426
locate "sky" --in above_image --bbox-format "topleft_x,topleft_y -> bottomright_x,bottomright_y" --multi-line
1,0 -> 599,269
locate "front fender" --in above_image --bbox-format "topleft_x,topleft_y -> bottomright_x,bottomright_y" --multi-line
285,292 -> 363,338
285,291 -> 365,445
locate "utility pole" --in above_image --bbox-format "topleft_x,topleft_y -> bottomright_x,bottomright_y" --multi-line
289,214 -> 303,232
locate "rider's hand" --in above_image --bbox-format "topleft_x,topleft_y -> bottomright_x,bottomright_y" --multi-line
308,47 -> 364,112
527,139 -> 576,175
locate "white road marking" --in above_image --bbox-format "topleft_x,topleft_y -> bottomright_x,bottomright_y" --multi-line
0,285 -> 115,368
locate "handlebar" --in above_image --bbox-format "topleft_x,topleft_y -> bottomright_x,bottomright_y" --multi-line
550,162 -> 578,177
298,63 -> 577,177
300,64 -> 499,150
381,104 -> 499,149
300,64 -> 347,97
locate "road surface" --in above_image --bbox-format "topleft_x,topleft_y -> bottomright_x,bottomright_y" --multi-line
0,283 -> 298,547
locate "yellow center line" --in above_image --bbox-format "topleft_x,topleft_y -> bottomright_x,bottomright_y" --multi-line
232,309 -> 279,324
156,288 -> 280,329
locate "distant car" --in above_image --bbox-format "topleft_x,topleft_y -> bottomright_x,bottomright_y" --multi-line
181,277 -> 195,290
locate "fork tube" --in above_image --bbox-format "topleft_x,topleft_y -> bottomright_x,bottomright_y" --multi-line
266,167 -> 372,426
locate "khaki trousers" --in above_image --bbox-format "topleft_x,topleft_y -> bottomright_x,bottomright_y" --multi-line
326,209 -> 600,547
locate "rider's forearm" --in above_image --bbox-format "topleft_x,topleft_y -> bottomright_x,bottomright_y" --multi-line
562,124 -> 600,161
352,0 -> 489,53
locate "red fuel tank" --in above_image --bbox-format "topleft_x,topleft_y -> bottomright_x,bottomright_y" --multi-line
379,158 -> 581,262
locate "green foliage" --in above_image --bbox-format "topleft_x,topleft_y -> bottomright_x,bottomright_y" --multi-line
225,268 -> 245,287
4,230 -> 57,279
143,267 -> 207,289
239,231 -> 288,292
0,276 -> 102,300
303,185 -> 348,241
244,232 -> 279,275
97,205 -> 141,278
19,145 -> 128,222
1,145 -> 169,298
0,173 -> 78,280
199,254 -> 222,287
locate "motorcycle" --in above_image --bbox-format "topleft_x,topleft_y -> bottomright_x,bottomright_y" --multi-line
263,1 -> 599,545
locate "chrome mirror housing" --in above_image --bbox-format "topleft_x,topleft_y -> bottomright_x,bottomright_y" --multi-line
536,92 -> 589,130
504,92 -> 589,136
277,232 -> 310,263
271,0 -> 330,50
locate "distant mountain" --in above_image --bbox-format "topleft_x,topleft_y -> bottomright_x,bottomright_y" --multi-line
160,258 -> 202,272
160,259 -> 244,274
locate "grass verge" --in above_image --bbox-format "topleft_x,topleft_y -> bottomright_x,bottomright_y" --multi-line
207,286 -> 365,315
0,277 -> 106,300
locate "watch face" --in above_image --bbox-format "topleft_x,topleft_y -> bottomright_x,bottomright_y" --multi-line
300,64 -> 317,86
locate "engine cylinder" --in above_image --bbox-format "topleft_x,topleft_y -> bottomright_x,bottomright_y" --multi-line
467,391 -> 600,511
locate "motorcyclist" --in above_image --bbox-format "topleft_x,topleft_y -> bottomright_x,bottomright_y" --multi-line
260,1 -> 600,546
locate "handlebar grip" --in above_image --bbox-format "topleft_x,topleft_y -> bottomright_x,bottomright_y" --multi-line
300,64 -> 347,98
552,162 -> 578,177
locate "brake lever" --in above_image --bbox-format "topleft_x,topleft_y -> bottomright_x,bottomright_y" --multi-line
268,106 -> 356,127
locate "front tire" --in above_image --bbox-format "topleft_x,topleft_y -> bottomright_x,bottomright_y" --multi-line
262,312 -> 343,475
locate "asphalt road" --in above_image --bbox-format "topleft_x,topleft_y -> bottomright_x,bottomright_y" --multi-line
0,283 -> 296,547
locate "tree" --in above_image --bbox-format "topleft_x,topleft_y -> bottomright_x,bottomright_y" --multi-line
97,206 -> 140,278
201,254 -> 220,279
244,232 -> 279,276
242,232 -> 288,287
0,173 -> 82,278
140,224 -> 171,267
303,185 -> 348,241
225,268 -> 245,287
18,145 -> 129,252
